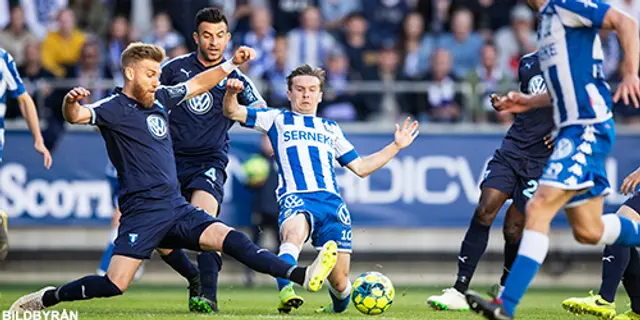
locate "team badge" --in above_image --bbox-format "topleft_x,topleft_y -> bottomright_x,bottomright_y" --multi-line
146,114 -> 168,139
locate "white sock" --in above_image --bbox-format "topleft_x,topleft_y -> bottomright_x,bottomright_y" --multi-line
278,242 -> 300,260
109,227 -> 118,243
518,229 -> 549,264
330,281 -> 352,300
599,214 -> 622,245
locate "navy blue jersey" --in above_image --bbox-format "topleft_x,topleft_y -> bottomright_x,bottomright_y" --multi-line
501,52 -> 554,162
160,53 -> 264,167
88,84 -> 189,203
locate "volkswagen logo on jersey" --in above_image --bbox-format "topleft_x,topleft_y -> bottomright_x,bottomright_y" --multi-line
528,75 -> 547,94
337,204 -> 351,226
186,92 -> 213,115
146,114 -> 168,139
282,195 -> 304,209
550,138 -> 574,160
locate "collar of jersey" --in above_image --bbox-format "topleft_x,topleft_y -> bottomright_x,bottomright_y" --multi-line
290,110 -> 317,118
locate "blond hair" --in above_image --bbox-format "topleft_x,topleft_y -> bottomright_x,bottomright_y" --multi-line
120,42 -> 166,68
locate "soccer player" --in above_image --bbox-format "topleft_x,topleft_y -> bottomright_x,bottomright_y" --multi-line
0,47 -> 53,261
427,51 -> 554,311
560,166 -> 640,319
156,8 -> 265,312
222,65 -> 419,313
9,43 -> 338,313
466,1 -> 640,319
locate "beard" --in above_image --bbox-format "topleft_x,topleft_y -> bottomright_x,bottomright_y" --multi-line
132,81 -> 155,108
199,46 -> 222,64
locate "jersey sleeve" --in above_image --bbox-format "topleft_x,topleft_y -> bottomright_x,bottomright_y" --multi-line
2,51 -> 26,98
236,72 -> 266,107
155,83 -> 189,109
87,95 -> 122,128
333,123 -> 359,166
554,0 -> 610,28
243,107 -> 282,133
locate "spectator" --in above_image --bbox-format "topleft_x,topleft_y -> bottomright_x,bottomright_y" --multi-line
416,0 -> 453,33
397,11 -> 429,79
364,45 -> 405,123
242,7 -> 276,79
318,0 -> 361,32
18,0 -> 68,39
71,0 -> 110,38
269,0 -> 316,33
286,6 -> 338,69
41,8 -> 86,77
435,8 -> 483,78
168,44 -> 189,60
600,29 -> 621,80
143,12 -> 184,55
106,16 -> 132,86
339,12 -> 377,77
466,41 -> 513,123
415,48 -> 464,123
7,42 -> 55,120
0,6 -> 37,66
494,4 -> 537,77
320,48 -> 359,121
464,0 -> 516,36
364,0 -> 410,47
261,35 -> 290,107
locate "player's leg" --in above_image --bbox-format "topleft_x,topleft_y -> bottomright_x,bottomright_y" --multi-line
500,204 -> 525,289
316,253 -> 352,313
427,187 -> 510,311
620,247 -> 640,319
0,209 -> 8,261
276,213 -> 310,312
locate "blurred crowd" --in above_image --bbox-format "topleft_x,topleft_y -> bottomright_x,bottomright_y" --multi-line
1,0 -> 640,151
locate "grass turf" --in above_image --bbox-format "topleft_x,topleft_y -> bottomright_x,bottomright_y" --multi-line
0,284 -> 630,319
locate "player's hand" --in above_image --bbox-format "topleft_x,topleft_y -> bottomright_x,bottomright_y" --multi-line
226,78 -> 245,94
544,129 -> 558,149
621,166 -> 640,195
393,117 -> 419,149
491,92 -> 533,113
34,139 -> 52,169
64,87 -> 91,104
232,46 -> 257,65
613,74 -> 640,108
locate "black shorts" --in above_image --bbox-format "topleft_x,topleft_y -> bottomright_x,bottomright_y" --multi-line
176,159 -> 227,205
481,149 -> 547,213
112,194 -> 220,260
623,194 -> 640,213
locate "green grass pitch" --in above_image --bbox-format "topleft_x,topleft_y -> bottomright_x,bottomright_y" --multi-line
0,284 -> 630,319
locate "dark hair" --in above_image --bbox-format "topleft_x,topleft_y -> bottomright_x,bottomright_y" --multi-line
286,64 -> 326,91
195,7 -> 228,31
482,39 -> 497,50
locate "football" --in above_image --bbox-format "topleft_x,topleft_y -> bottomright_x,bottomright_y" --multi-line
351,272 -> 395,315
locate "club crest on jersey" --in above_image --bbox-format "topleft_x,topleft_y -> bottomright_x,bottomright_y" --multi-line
550,138 -> 574,160
186,92 -> 213,115
528,75 -> 547,94
337,204 -> 351,226
146,114 -> 168,139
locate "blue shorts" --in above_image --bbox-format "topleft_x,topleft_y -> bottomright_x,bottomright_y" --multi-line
540,119 -> 615,208
278,192 -> 352,253
176,159 -> 227,207
113,194 -> 220,259
481,149 -> 547,213
623,194 -> 640,213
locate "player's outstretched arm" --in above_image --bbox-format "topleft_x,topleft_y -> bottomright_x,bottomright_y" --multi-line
491,92 -> 552,113
223,78 -> 249,123
62,87 -> 93,125
183,46 -> 256,102
346,117 -> 419,178
602,7 -> 640,107
16,92 -> 52,169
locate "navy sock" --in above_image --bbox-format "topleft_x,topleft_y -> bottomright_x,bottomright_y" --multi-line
198,251 -> 222,302
501,241 -> 520,286
222,230 -> 304,285
161,249 -> 200,283
599,245 -> 630,302
454,219 -> 490,293
42,275 -> 122,307
623,247 -> 640,313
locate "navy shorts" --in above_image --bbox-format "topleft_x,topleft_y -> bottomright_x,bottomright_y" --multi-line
481,149 -> 547,213
623,194 -> 640,213
176,159 -> 227,206
112,194 -> 220,260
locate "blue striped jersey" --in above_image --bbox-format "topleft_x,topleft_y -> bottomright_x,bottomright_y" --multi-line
244,108 -> 359,199
0,48 -> 26,160
537,0 -> 613,128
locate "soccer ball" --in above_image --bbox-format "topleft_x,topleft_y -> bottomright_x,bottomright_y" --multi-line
351,272 -> 395,315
